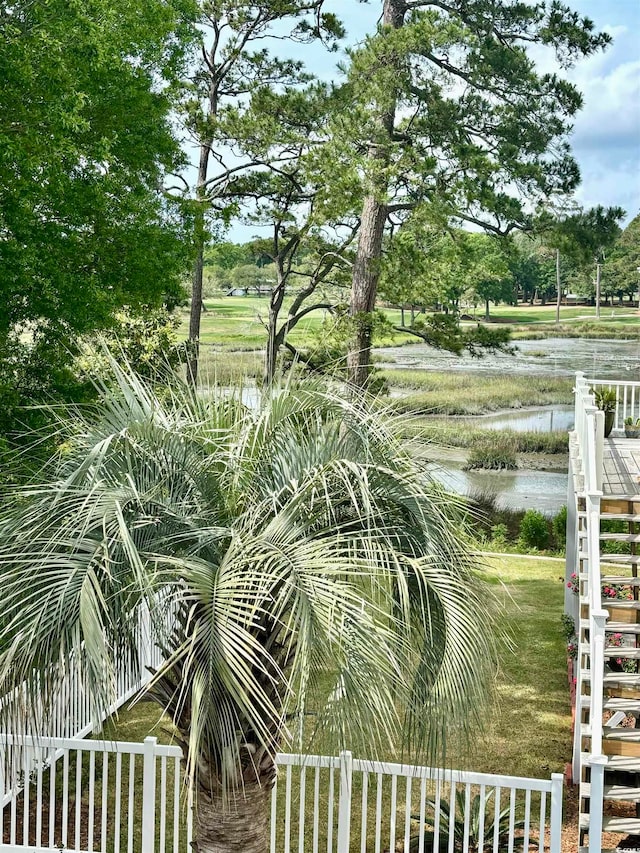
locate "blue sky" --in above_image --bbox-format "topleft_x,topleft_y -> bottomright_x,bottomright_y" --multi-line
228,0 -> 640,242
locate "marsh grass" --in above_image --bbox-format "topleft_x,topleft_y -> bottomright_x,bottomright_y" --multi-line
406,419 -> 569,455
177,299 -> 415,352
464,437 -> 518,470
385,372 -> 573,415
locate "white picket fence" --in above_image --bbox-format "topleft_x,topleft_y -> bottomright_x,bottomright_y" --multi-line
0,738 -> 563,853
0,591 -> 565,851
0,735 -> 189,853
271,752 -> 564,853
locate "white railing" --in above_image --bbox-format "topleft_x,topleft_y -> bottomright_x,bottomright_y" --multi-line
572,372 -> 608,853
590,377 -> 640,432
0,734 -> 190,853
0,595 -> 171,808
271,752 -> 564,853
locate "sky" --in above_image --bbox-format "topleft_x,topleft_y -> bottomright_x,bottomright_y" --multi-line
227,0 -> 640,243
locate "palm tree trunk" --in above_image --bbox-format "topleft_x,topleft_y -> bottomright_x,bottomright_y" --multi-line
194,781 -> 273,853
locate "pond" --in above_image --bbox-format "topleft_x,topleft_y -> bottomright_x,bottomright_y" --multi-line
455,405 -> 574,433
429,459 -> 568,515
379,337 -> 640,379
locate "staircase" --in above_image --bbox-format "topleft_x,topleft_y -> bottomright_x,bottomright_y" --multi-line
571,373 -> 640,853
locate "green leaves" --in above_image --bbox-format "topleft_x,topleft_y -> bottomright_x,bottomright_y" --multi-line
0,0 -> 194,440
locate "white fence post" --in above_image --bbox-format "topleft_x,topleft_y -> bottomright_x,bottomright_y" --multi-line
549,773 -> 564,853
142,736 -> 158,853
336,750 -> 353,853
594,410 -> 604,492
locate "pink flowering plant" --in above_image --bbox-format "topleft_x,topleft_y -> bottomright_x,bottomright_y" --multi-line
567,573 -> 579,595
602,583 -> 633,600
606,632 -> 637,673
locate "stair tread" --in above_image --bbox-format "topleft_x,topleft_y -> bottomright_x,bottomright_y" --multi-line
605,624 -> 640,634
604,698 -> 640,710
580,814 -> 640,832
582,725 -> 640,740
582,782 -> 640,800
581,751 -> 640,771
579,513 -> 640,522
581,696 -> 640,710
604,647 -> 640,659
583,671 -> 640,682
601,533 -> 640,543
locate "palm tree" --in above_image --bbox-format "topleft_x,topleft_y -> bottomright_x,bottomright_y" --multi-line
0,365 -> 496,853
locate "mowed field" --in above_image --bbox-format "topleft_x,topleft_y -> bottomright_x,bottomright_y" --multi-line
179,297 -> 640,353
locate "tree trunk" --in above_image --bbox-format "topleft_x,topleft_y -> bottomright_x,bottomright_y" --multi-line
596,262 -> 602,318
347,195 -> 389,387
266,274 -> 285,384
187,142 -> 210,389
485,299 -> 490,321
193,780 -> 273,853
400,305 -> 405,325
347,0 -> 405,388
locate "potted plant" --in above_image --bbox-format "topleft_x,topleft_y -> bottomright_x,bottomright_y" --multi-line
602,582 -> 638,623
606,631 -> 638,674
624,417 -> 640,439
593,387 -> 617,437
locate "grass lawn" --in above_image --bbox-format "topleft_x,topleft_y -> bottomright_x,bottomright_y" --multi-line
177,298 -> 415,352
96,555 -> 572,847
483,304 -> 640,325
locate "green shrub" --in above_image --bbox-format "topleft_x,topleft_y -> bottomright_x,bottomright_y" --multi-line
518,509 -> 550,550
490,523 -> 509,547
552,506 -> 568,548
560,613 -> 575,640
464,437 -> 517,470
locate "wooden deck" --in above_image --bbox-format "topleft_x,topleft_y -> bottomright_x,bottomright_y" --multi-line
603,435 -> 640,497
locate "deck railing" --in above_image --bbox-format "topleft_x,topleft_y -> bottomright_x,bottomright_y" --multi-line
590,376 -> 640,432
0,734 -> 190,853
0,594 -> 171,808
572,373 -> 611,853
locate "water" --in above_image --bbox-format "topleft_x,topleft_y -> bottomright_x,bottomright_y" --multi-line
429,459 -> 568,514
456,405 -> 574,433
379,337 -> 640,379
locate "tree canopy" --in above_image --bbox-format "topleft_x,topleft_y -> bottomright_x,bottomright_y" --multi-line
341,0 -> 612,385
0,0 -> 195,438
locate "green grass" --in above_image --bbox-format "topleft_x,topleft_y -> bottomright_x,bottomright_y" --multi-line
178,298 -> 415,352
385,371 -> 573,415
404,419 -> 569,455
481,304 -> 640,325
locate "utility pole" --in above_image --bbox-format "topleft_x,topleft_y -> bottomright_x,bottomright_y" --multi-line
555,248 -> 561,325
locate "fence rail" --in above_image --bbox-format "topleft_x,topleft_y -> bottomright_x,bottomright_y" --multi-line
0,735 -> 190,853
271,752 -> 564,853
